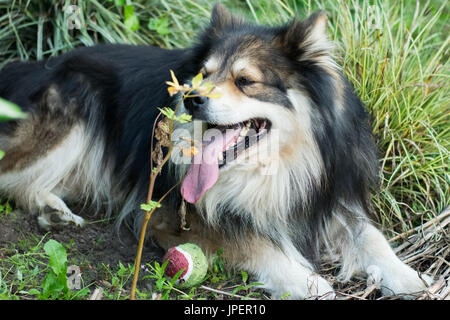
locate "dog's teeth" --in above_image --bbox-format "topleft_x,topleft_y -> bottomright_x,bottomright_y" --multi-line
218,152 -> 223,161
237,135 -> 244,143
245,121 -> 251,128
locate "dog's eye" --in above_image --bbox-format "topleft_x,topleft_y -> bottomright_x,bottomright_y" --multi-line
235,76 -> 254,89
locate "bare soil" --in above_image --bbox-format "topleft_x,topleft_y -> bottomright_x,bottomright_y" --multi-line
0,208 -> 163,277
1,207 -> 448,300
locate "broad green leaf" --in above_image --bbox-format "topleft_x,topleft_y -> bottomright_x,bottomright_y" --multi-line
41,272 -> 66,299
123,5 -> 134,19
148,17 -> 169,35
43,239 -> 67,276
125,15 -> 140,31
124,5 -> 140,31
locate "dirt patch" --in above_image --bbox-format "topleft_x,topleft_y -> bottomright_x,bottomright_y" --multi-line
1,207 -> 448,300
0,209 -> 163,267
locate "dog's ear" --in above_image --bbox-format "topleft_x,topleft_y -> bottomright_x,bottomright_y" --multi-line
210,3 -> 242,36
275,11 -> 334,67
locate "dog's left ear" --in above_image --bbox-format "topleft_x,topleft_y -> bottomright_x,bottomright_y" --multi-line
210,3 -> 243,36
275,11 -> 333,66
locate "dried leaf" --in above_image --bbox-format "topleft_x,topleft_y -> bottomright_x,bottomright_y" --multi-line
167,86 -> 178,96
152,142 -> 163,168
169,69 -> 179,88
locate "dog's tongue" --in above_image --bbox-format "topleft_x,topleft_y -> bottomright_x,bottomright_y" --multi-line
181,127 -> 241,204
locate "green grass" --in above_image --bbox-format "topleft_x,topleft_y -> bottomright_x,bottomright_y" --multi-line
0,0 -> 448,299
0,235 -> 256,300
327,0 -> 449,233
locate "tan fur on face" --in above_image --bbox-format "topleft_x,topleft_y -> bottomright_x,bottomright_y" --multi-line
231,57 -> 264,82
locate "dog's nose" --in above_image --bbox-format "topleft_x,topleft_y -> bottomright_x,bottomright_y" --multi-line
184,90 -> 208,113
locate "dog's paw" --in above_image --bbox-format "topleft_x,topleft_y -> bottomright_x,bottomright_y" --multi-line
261,273 -> 335,300
369,263 -> 433,299
305,273 -> 336,300
366,265 -> 382,287
37,209 -> 86,231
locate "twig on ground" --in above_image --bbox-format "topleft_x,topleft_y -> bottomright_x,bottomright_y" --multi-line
199,285 -> 257,300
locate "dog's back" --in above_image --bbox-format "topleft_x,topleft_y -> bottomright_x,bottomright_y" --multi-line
0,44 -> 194,229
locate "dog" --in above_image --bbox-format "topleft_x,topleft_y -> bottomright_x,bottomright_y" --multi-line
0,4 -> 431,299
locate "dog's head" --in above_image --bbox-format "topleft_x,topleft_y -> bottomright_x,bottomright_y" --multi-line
180,4 -> 341,204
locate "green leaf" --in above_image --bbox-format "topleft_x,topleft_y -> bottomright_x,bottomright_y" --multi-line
124,5 -> 140,31
191,73 -> 203,88
0,150 -> 4,160
155,278 -> 165,291
125,15 -> 140,31
123,5 -> 134,19
114,0 -> 125,6
140,201 -> 162,212
241,271 -> 248,283
0,98 -> 26,122
28,289 -> 41,296
158,107 -> 175,120
174,113 -> 192,124
199,81 -> 214,93
5,202 -> 12,214
167,268 -> 184,287
148,17 -> 170,35
43,239 -> 67,276
41,271 -> 65,299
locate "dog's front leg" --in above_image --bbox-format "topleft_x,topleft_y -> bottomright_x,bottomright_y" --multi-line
338,222 -> 432,298
237,239 -> 335,300
36,191 -> 85,230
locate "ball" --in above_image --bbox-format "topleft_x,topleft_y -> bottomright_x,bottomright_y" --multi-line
162,243 -> 208,288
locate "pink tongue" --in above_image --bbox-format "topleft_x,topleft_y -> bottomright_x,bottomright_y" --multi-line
181,128 -> 241,204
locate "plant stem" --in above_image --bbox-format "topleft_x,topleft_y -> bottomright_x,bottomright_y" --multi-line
129,95 -> 186,300
129,178 -> 180,300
